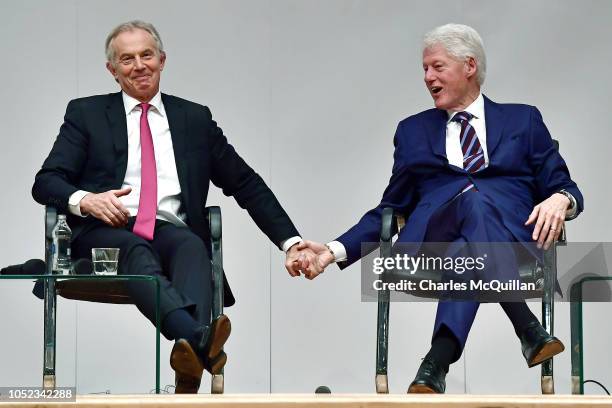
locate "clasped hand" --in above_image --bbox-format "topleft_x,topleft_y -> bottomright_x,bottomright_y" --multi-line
80,187 -> 132,227
284,240 -> 335,280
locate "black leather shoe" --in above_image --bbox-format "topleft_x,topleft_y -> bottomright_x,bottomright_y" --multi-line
170,314 -> 231,393
519,321 -> 564,368
407,358 -> 446,394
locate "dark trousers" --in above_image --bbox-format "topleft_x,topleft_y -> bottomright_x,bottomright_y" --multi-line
423,190 -> 534,354
72,218 -> 212,339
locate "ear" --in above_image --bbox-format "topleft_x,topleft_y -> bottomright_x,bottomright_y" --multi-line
464,56 -> 477,80
159,52 -> 166,71
106,61 -> 117,78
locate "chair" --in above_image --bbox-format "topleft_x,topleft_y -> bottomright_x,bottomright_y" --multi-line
374,140 -> 573,395
570,275 -> 612,394
40,205 -> 226,394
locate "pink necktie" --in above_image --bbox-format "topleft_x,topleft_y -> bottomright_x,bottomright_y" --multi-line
132,103 -> 157,240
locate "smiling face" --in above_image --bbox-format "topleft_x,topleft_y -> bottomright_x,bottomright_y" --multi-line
106,28 -> 166,103
422,44 -> 479,111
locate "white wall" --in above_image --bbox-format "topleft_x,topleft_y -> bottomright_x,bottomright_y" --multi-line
0,0 -> 610,395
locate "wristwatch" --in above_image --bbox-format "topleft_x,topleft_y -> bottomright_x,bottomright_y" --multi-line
557,189 -> 576,211
558,189 -> 578,220
324,244 -> 336,261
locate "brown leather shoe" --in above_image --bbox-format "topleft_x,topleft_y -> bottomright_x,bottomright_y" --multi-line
201,314 -> 231,371
170,314 -> 231,394
170,339 -> 205,394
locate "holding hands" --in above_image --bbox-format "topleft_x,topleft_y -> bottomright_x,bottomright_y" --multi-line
285,240 -> 335,280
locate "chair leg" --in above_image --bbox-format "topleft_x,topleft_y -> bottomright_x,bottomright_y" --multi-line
208,206 -> 225,394
42,278 -> 57,390
570,282 -> 584,394
541,294 -> 554,394
375,285 -> 390,393
376,207 -> 394,394
540,247 -> 556,394
211,374 -> 224,394
375,373 -> 389,394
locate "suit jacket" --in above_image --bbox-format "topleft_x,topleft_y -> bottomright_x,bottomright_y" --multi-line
336,95 -> 584,268
32,92 -> 300,305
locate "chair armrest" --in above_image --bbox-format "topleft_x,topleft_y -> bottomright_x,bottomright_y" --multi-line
380,208 -> 395,243
381,207 -> 404,242
44,206 -> 58,275
45,206 -> 57,241
207,207 -> 222,242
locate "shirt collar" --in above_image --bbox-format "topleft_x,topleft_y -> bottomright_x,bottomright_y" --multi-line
122,91 -> 165,117
447,93 -> 484,123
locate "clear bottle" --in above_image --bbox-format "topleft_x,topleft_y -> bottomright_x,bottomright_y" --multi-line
52,214 -> 72,275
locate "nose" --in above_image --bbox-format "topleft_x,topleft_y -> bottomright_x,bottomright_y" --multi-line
133,56 -> 145,70
424,67 -> 435,83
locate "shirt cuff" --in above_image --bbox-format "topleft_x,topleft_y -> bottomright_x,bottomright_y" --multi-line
68,190 -> 90,217
326,240 -> 347,262
281,236 -> 302,252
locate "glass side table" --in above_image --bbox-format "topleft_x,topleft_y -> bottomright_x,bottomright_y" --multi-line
570,276 -> 612,394
0,274 -> 161,394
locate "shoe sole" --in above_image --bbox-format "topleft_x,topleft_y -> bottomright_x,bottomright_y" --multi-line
206,315 -> 231,362
528,338 -> 565,367
170,339 -> 204,394
407,383 -> 439,393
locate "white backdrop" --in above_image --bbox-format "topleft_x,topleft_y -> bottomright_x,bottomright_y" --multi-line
0,0 -> 610,395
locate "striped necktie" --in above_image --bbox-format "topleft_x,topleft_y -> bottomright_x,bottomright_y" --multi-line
452,111 -> 485,192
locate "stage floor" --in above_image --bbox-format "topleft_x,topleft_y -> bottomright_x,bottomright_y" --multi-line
1,394 -> 611,408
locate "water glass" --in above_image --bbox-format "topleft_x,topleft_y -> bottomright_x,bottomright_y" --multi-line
91,248 -> 120,275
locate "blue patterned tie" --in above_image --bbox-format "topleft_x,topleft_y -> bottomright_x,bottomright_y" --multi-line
452,111 -> 485,191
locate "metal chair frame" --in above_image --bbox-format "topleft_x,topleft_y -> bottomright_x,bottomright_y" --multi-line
570,276 -> 612,394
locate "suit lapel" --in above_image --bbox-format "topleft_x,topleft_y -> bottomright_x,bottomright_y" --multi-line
424,108 -> 449,162
162,93 -> 190,205
106,92 -> 129,185
483,94 -> 506,160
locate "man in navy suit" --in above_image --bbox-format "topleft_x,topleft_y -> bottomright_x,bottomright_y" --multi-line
295,23 -> 583,393
32,20 -> 311,393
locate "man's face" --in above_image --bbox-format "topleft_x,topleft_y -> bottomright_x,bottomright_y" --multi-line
106,28 -> 166,103
422,44 -> 477,111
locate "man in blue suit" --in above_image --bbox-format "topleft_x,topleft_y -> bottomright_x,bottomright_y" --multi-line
294,23 -> 583,393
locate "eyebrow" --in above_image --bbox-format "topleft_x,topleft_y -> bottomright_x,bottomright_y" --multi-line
118,48 -> 155,58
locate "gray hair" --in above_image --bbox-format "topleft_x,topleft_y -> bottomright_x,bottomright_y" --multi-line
423,23 -> 486,86
105,20 -> 164,63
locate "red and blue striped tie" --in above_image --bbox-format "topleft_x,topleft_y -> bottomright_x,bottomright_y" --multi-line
452,111 -> 485,192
